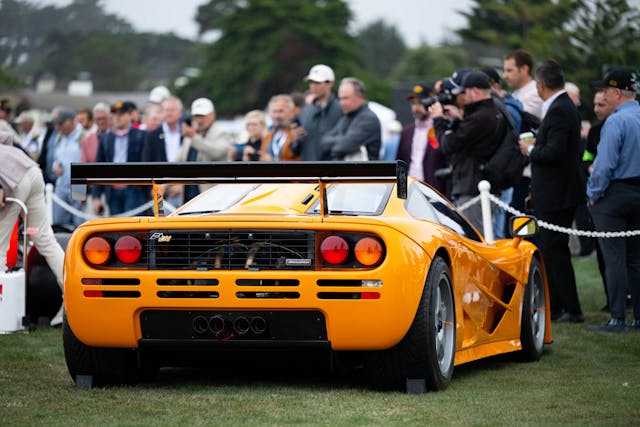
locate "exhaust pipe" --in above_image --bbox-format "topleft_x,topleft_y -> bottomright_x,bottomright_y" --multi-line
192,316 -> 209,334
233,316 -> 250,335
250,316 -> 267,335
208,315 -> 226,334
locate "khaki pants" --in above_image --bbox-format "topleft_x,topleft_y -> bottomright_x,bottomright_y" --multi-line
0,167 -> 65,290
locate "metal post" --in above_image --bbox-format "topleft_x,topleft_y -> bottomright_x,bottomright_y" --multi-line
478,180 -> 494,243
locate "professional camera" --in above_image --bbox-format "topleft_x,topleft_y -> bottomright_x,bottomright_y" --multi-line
181,113 -> 192,126
421,91 -> 455,108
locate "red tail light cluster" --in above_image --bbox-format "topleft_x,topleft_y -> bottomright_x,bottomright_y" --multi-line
319,233 -> 384,267
83,234 -> 144,267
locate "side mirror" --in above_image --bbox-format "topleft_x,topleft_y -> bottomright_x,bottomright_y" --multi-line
509,215 -> 538,238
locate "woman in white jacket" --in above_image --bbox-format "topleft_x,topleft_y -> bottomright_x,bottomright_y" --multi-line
0,131 -> 65,326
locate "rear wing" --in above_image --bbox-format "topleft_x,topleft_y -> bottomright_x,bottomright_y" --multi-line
71,161 -> 408,218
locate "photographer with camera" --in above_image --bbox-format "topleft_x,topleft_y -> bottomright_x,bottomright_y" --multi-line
396,84 -> 449,195
430,70 -> 507,232
179,97 -> 233,192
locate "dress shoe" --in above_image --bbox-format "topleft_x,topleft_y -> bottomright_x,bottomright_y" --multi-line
570,313 -> 585,323
588,318 -> 627,333
551,312 -> 584,323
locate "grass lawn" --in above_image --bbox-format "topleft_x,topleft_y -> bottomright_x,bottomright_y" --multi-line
1,256 -> 639,426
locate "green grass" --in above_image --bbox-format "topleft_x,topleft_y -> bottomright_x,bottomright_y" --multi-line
1,256 -> 639,426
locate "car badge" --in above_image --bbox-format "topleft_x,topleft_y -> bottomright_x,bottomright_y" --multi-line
150,232 -> 172,242
285,258 -> 311,266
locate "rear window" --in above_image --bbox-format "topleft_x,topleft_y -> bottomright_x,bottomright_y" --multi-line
177,184 -> 257,215
308,183 -> 392,216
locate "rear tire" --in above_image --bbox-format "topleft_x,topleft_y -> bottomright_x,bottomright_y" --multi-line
365,257 -> 456,391
519,257 -> 546,361
62,315 -> 140,386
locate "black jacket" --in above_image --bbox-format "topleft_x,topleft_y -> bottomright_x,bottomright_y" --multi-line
435,98 -> 504,197
320,103 -> 381,160
529,92 -> 585,212
297,94 -> 343,161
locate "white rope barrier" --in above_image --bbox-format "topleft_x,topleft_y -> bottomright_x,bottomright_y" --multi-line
45,181 -> 639,238
476,181 -> 640,238
48,191 -> 176,221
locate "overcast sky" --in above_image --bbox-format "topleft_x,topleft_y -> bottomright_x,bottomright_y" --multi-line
35,0 -> 473,47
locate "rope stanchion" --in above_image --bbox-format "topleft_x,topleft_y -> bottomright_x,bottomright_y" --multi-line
485,192 -> 640,238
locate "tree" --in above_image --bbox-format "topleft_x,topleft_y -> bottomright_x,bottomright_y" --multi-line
0,0 -> 132,69
456,0 -> 578,60
388,44 -> 468,84
182,0 -> 357,114
34,31 -> 201,91
355,20 -> 407,79
560,0 -> 640,96
0,0 -> 200,92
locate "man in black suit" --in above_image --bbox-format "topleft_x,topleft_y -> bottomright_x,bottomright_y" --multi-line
92,101 -> 147,216
518,59 -> 584,323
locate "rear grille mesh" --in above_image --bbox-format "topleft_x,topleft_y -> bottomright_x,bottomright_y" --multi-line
148,229 -> 315,271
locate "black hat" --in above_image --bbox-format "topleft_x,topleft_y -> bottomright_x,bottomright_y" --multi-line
481,68 -> 501,86
462,71 -> 491,90
0,99 -> 11,113
447,69 -> 472,95
591,70 -> 637,92
111,101 -> 136,114
406,83 -> 433,100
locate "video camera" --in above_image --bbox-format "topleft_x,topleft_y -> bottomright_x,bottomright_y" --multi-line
421,91 -> 455,108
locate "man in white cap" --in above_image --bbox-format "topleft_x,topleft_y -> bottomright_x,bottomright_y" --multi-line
148,85 -> 171,105
179,97 -> 233,192
295,64 -> 343,160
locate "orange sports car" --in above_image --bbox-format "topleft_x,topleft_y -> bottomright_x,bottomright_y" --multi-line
63,161 -> 551,391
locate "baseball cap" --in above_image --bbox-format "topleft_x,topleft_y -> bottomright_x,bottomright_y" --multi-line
406,83 -> 433,100
191,98 -> 215,116
304,64 -> 335,83
591,70 -> 638,92
448,68 -> 472,95
15,110 -> 35,123
52,107 -> 75,125
461,71 -> 491,90
149,85 -> 171,103
481,68 -> 502,86
110,101 -> 136,114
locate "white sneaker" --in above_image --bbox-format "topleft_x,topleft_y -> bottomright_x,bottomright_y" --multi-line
50,302 -> 64,327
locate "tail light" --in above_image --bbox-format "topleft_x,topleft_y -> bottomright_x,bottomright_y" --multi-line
354,237 -> 383,266
114,235 -> 142,264
83,233 -> 146,267
319,233 -> 384,268
83,237 -> 111,265
320,235 -> 349,264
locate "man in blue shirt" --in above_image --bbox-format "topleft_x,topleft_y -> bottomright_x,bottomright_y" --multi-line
587,70 -> 640,332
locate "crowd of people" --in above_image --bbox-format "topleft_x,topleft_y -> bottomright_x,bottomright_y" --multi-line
1,53 -> 639,332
